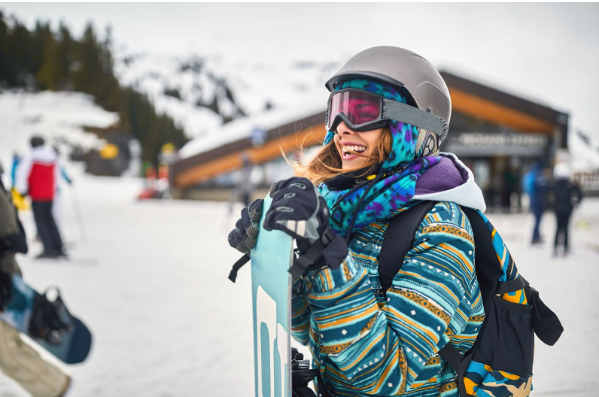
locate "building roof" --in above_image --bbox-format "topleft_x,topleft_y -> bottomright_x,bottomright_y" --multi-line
173,71 -> 569,189
440,71 -> 568,133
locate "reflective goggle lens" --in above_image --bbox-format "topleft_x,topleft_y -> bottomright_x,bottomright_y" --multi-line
327,90 -> 382,130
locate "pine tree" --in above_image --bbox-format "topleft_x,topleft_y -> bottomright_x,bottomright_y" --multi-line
0,12 -> 9,86
0,15 -> 188,166
36,28 -> 60,90
6,21 -> 31,86
56,21 -> 74,90
30,21 -> 52,75
95,25 -> 121,112
72,22 -> 101,96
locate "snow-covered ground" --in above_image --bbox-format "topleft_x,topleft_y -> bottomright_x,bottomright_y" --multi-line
0,169 -> 596,397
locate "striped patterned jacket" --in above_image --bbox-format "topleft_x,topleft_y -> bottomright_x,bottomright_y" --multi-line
292,200 -> 483,397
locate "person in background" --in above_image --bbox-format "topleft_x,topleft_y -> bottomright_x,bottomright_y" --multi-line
10,152 -> 20,189
9,153 -> 28,212
523,161 -> 548,244
552,163 -> 583,255
501,162 -> 520,213
0,160 -> 72,397
15,136 -> 66,259
237,153 -> 254,207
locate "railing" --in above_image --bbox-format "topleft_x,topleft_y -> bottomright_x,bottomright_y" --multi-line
573,171 -> 599,192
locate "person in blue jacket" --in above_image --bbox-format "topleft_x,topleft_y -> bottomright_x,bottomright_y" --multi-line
522,161 -> 548,244
229,47 -> 492,396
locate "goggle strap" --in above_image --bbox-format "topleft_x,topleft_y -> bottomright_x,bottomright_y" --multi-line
382,100 -> 448,140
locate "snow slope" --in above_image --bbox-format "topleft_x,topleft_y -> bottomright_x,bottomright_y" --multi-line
113,49 -> 339,142
0,91 -> 119,174
570,130 -> 599,172
0,170 -> 596,396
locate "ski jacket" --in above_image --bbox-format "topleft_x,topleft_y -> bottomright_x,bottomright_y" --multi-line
15,146 -> 60,202
292,153 -> 486,397
523,168 -> 547,207
552,179 -> 583,213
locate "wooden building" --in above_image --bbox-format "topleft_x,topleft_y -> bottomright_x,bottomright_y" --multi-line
171,71 -> 569,207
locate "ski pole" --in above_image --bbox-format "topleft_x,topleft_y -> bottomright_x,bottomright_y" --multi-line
70,185 -> 87,243
222,187 -> 238,232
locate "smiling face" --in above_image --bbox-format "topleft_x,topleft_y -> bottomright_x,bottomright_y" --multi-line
333,121 -> 384,170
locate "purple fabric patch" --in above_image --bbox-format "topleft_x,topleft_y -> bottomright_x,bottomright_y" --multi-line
415,156 -> 468,195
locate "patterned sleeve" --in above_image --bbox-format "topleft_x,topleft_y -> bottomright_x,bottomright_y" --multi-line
291,276 -> 312,345
306,202 -> 477,395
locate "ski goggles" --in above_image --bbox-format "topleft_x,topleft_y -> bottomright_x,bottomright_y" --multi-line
325,88 -> 448,139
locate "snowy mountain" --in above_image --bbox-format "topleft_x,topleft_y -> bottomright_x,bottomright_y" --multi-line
0,91 -> 119,180
113,48 -> 341,141
570,130 -> 599,172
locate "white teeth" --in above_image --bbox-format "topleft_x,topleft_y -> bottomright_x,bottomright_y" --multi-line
343,145 -> 366,153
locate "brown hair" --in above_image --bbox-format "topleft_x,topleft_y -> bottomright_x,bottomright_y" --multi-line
285,127 -> 393,186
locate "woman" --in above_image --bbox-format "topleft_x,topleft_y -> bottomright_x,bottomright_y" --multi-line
229,46 -> 486,396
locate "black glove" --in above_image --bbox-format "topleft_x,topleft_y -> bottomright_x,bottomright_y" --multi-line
0,270 -> 12,311
263,177 -> 348,277
228,198 -> 264,255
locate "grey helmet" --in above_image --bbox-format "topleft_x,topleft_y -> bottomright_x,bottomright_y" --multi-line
326,46 -> 452,144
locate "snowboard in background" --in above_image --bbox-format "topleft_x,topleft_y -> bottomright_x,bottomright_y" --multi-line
0,275 -> 92,364
251,194 -> 294,397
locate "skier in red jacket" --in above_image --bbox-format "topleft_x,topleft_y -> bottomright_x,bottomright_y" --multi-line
15,136 -> 65,259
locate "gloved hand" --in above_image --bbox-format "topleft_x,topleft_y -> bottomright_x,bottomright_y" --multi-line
11,188 -> 29,212
263,177 -> 328,250
0,270 -> 12,311
263,177 -> 348,277
228,198 -> 264,255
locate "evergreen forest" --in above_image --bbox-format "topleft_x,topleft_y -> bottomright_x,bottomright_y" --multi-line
0,11 -> 188,166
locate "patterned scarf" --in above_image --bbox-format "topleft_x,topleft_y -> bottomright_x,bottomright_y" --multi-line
318,79 -> 441,236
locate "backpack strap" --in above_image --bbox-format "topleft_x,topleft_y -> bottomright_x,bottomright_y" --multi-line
522,278 -> 564,346
459,207 -> 503,315
495,277 -> 525,295
438,344 -> 471,397
378,201 -> 437,293
228,254 -> 250,283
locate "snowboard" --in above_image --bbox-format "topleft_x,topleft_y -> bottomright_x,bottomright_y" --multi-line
0,274 -> 92,364
251,194 -> 294,397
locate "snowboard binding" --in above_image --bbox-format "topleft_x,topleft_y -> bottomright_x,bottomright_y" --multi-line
292,348 -> 330,397
28,286 -> 74,345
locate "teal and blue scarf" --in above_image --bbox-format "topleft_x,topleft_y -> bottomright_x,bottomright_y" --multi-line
318,79 -> 441,236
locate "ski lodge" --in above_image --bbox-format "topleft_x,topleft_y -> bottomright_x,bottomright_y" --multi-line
171,71 -> 569,209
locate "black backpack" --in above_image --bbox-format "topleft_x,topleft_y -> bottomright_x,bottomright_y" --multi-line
379,201 -> 563,397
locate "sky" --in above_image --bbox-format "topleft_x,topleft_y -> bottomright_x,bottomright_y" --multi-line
3,2 -> 599,140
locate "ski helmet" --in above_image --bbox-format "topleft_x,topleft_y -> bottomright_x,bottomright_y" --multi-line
554,162 -> 571,180
30,136 -> 45,148
326,46 -> 452,144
